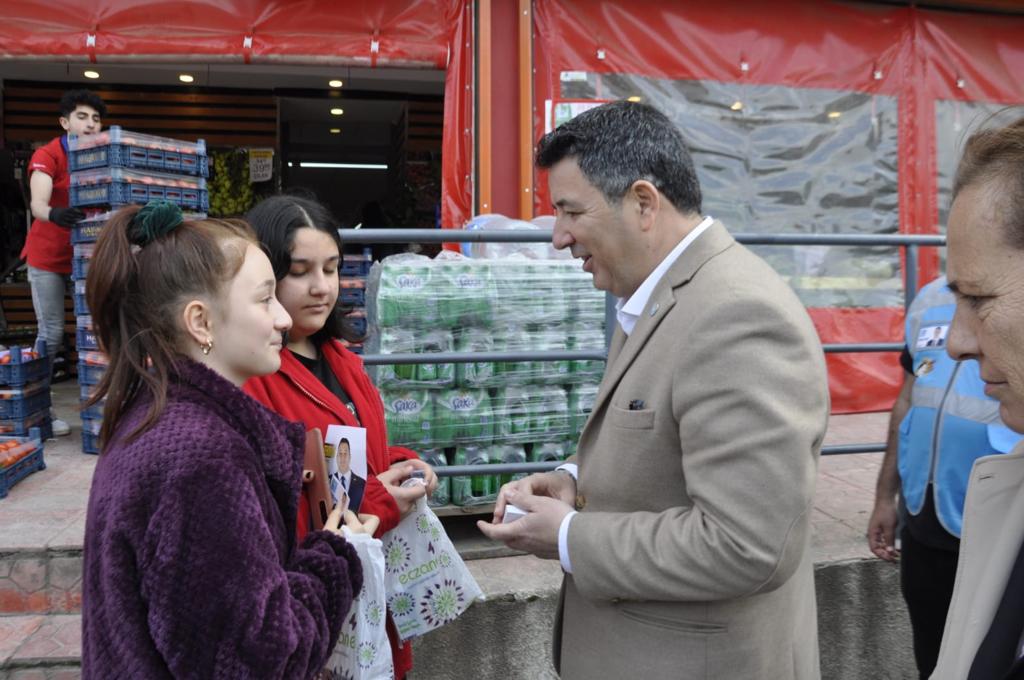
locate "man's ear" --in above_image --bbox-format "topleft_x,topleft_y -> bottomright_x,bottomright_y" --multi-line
58,116 -> 71,132
181,299 -> 213,347
630,179 -> 661,232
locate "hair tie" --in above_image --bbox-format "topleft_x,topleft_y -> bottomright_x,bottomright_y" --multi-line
128,200 -> 184,247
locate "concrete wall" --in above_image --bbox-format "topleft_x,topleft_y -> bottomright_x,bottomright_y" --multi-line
411,558 -> 917,680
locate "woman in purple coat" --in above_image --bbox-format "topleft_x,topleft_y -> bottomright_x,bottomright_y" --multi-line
81,201 -> 365,679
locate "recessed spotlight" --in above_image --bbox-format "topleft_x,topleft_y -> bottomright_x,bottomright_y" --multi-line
178,74 -> 195,83
730,101 -> 743,111
330,128 -> 341,134
329,79 -> 344,88
330,108 -> 344,116
84,70 -> 100,79
827,111 -> 842,119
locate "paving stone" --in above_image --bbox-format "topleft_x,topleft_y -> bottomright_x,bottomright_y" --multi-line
0,615 -> 44,666
9,614 -> 81,664
47,557 -> 81,593
8,559 -> 46,594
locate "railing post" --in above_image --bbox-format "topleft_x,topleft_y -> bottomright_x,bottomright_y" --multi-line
905,244 -> 919,309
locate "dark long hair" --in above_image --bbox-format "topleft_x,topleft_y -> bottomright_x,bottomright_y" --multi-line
245,194 -> 363,345
85,206 -> 257,447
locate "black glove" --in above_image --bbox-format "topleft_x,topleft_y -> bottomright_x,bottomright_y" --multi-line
48,207 -> 85,228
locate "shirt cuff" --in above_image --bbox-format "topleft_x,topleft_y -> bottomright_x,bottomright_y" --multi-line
556,462 -> 578,480
558,510 -> 578,573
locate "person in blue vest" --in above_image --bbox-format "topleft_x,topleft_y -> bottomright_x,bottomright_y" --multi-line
866,275 -> 1021,679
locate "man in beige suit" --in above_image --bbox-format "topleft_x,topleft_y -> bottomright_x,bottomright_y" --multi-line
931,117 -> 1024,679
479,101 -> 829,679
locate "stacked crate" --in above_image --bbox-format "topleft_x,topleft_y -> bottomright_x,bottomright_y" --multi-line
0,343 -> 50,497
0,426 -> 46,499
340,248 -> 372,354
68,126 -> 209,454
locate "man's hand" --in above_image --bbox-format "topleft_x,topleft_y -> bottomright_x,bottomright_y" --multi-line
48,207 -> 85,228
477,490 -> 573,560
492,470 -> 576,524
377,464 -> 427,517
390,458 -> 438,496
866,498 -> 900,562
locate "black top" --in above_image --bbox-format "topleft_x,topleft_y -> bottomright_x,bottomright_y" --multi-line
294,350 -> 360,425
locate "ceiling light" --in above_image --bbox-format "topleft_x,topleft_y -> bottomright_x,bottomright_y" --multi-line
730,101 -> 743,111
84,70 -> 100,79
626,96 -> 642,103
329,128 -> 341,134
178,74 -> 195,83
329,79 -> 344,88
298,162 -> 387,170
827,111 -> 842,119
287,162 -> 294,167
330,108 -> 344,116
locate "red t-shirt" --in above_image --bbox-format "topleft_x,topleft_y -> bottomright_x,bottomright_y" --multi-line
21,135 -> 72,274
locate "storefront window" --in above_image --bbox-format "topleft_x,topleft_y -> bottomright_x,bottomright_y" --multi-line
935,100 -> 1024,232
557,73 -> 899,307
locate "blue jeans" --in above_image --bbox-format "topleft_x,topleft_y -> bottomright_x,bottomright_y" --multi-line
27,265 -> 69,374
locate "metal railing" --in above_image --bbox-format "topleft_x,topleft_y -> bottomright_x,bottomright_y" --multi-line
342,227 -> 945,476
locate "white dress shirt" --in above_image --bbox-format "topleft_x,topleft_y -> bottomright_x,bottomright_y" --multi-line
556,216 -> 715,573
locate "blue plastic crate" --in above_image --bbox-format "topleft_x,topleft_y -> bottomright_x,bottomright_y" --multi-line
348,315 -> 368,336
70,168 -> 209,211
0,408 -> 52,439
0,428 -> 46,498
339,288 -> 366,306
81,413 -> 102,436
77,361 -> 107,386
69,141 -> 209,178
0,344 -> 49,387
82,430 -> 100,455
71,222 -> 103,244
340,259 -> 373,277
0,381 -> 51,419
74,292 -> 90,316
76,327 -> 99,351
70,184 -> 210,211
80,399 -> 104,420
72,256 -> 90,281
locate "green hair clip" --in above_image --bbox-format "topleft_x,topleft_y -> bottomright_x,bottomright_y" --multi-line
128,200 -> 184,247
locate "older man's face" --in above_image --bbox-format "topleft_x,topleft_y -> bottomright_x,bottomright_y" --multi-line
946,181 -> 1024,433
548,158 -> 647,298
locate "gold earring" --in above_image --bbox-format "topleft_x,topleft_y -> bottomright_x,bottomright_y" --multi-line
200,339 -> 213,356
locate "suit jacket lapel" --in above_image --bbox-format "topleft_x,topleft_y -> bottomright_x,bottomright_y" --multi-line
583,222 -> 736,439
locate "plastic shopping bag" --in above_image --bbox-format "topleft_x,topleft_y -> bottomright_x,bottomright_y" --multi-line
381,497 -> 484,640
324,530 -> 394,680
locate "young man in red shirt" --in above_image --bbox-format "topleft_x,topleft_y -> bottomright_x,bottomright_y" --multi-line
22,89 -> 106,436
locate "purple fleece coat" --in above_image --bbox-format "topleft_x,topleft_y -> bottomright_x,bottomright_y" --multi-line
81,359 -> 363,679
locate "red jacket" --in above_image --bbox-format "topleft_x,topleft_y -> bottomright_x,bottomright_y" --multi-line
244,339 -> 417,679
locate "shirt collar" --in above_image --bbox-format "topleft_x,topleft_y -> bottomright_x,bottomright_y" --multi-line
616,216 -> 714,336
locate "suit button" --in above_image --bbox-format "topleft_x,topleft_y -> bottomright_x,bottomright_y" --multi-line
575,493 -> 586,510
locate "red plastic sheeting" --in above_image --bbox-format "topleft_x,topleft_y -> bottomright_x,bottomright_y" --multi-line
440,0 -> 474,233
0,0 -> 474,230
532,0 -> 1024,413
0,1 -> 457,66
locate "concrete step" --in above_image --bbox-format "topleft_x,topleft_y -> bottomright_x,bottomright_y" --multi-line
0,552 -> 82,617
0,614 -> 81,678
0,558 -> 916,680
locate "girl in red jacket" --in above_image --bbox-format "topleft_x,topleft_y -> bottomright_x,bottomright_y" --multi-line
243,194 -> 436,680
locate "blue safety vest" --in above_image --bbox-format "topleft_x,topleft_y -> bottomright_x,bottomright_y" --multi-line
897,277 -> 1022,537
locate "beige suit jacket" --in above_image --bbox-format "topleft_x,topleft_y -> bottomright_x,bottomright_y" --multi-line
556,222 -> 829,679
931,441 -> 1024,679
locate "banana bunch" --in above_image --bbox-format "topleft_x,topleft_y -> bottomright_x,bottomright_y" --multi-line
208,149 -> 256,217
